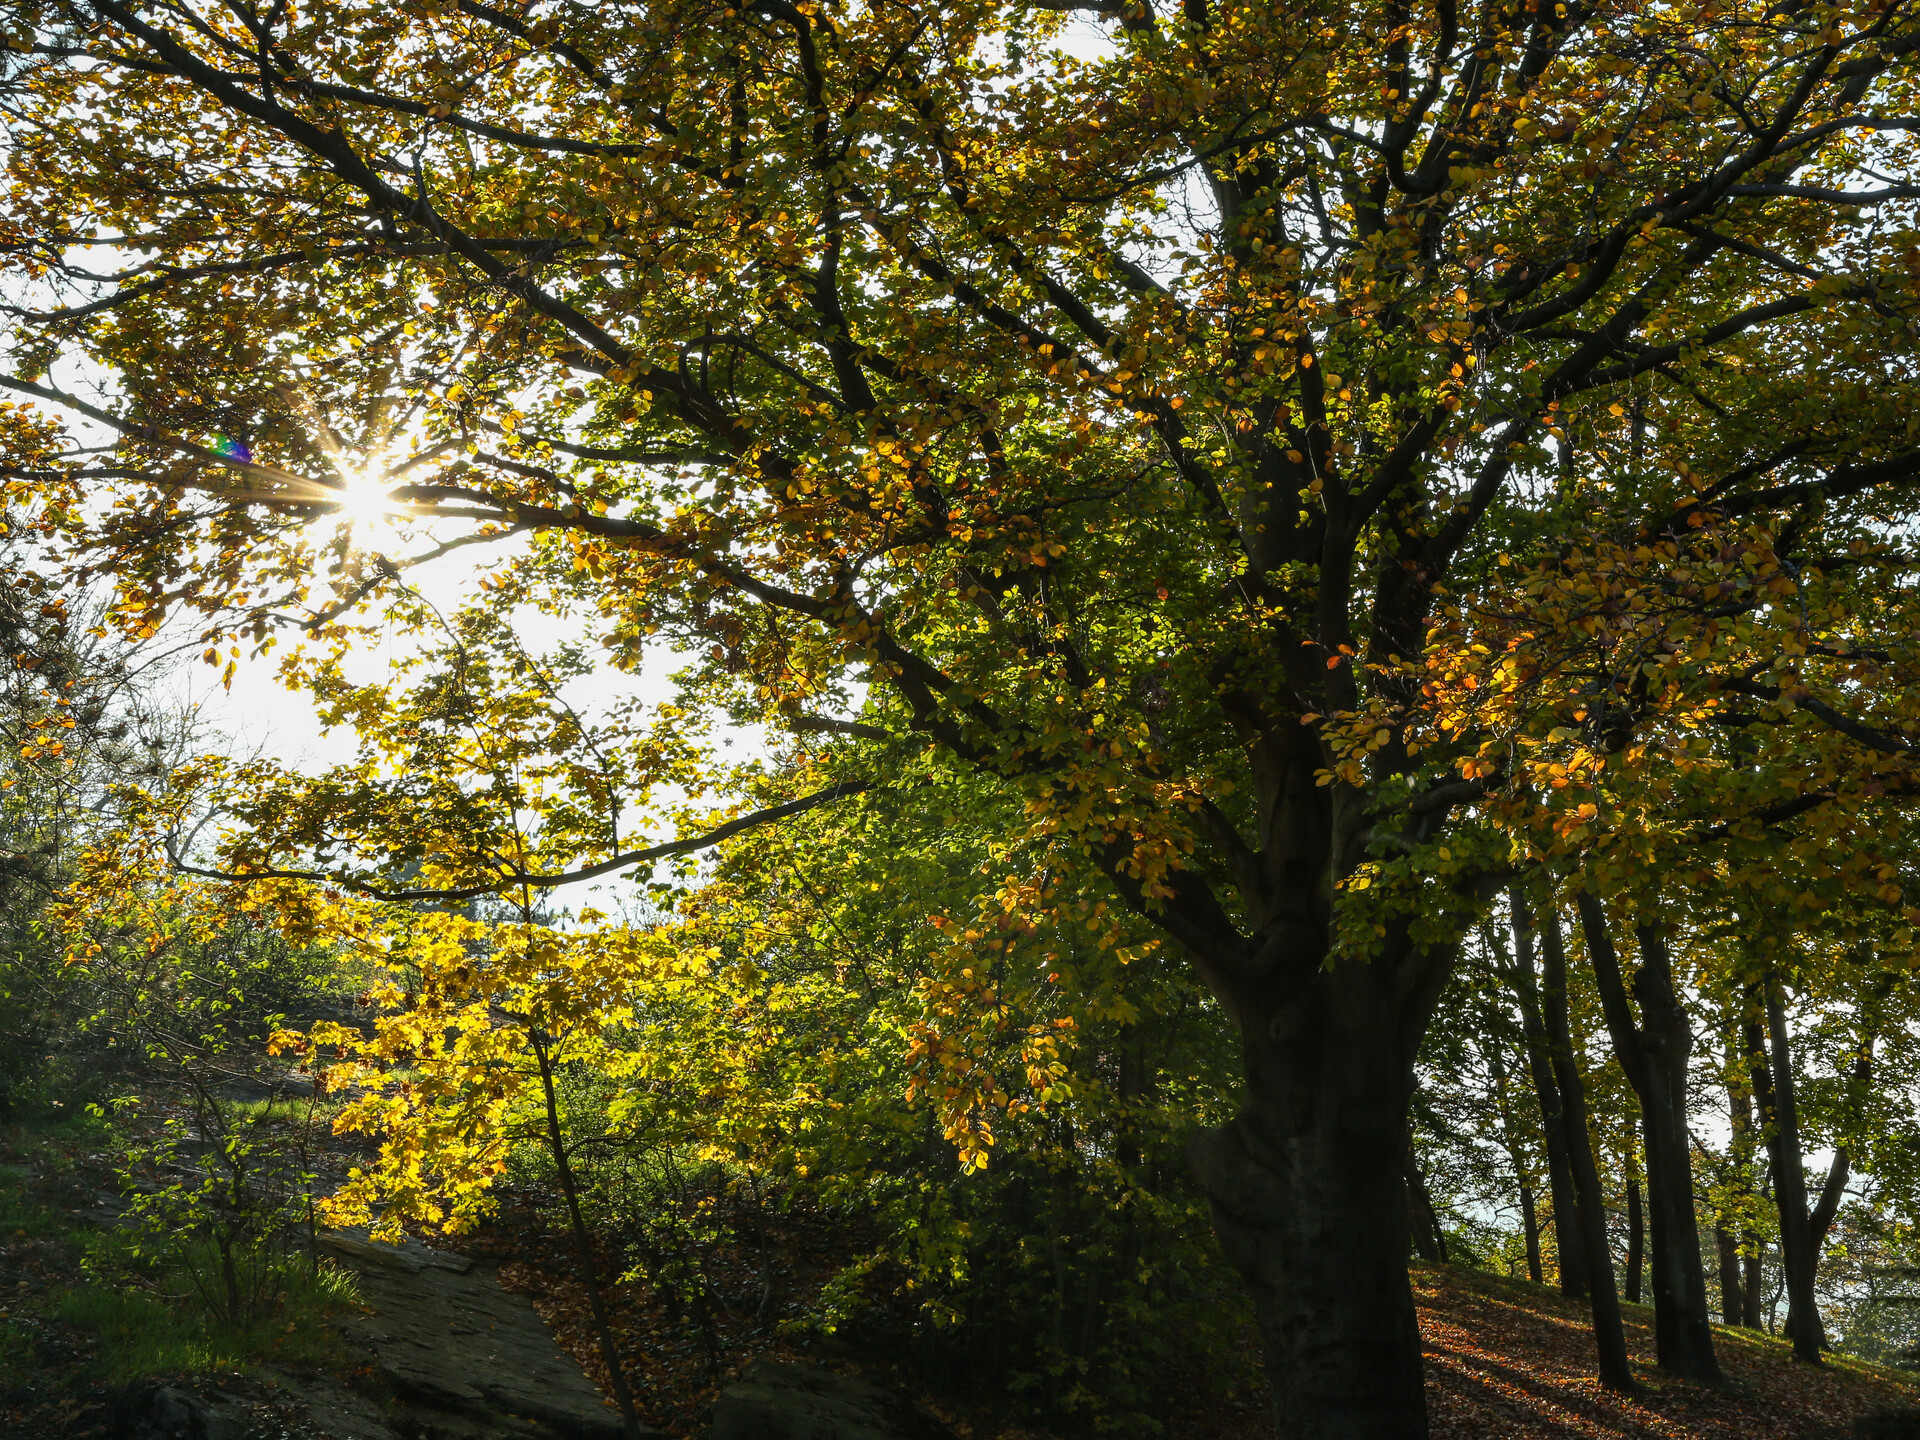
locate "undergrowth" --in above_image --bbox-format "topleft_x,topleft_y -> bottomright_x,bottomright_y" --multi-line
0,1108 -> 360,1392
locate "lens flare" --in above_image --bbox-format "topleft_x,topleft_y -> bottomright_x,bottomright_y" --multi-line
331,465 -> 398,533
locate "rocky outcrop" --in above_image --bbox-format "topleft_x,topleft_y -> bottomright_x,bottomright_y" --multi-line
708,1359 -> 954,1440
318,1229 -> 656,1440
1859,1412 -> 1920,1440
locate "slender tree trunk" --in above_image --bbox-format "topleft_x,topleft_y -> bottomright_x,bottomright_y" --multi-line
1537,904 -> 1635,1391
1724,1028 -> 1762,1330
1627,1170 -> 1645,1306
531,1032 -> 648,1440
1508,893 -> 1588,1298
1521,1177 -> 1544,1285
1811,1147 -> 1849,1252
1406,1144 -> 1449,1264
1484,1029 -> 1543,1285
1742,1233 -> 1765,1329
1745,975 -> 1823,1362
1715,1224 -> 1742,1324
1574,891 -> 1722,1383
1189,947 -> 1444,1440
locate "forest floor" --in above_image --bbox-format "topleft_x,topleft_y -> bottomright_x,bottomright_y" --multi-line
1415,1263 -> 1920,1439
472,1195 -> 1920,1439
4,1083 -> 1918,1439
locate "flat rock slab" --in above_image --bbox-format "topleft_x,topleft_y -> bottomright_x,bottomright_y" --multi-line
319,1230 -> 652,1440
1859,1414 -> 1920,1440
709,1359 -> 954,1440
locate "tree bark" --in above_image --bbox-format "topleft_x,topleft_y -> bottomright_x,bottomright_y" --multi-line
1742,1236 -> 1765,1330
1521,1176 -> 1544,1285
1715,1223 -> 1742,1325
531,1030 -> 648,1440
1484,1024 -> 1543,1285
1724,1028 -> 1763,1329
1574,890 -> 1722,1384
1745,975 -> 1823,1362
1537,904 -> 1636,1390
1627,1170 -> 1646,1307
1406,1144 -> 1449,1264
1507,893 -> 1589,1299
1189,946 -> 1445,1440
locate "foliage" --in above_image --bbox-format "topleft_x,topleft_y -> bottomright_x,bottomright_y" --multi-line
0,1131 -> 358,1390
4,0 -> 1920,1427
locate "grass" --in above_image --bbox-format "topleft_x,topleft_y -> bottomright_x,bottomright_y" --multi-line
47,1256 -> 360,1382
0,1111 -> 362,1392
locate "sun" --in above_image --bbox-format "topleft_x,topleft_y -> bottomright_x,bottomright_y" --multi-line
329,463 -> 400,536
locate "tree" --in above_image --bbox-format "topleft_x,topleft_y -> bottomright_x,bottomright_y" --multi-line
4,0 -> 1919,1433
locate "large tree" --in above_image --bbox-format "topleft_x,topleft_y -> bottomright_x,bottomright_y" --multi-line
3,0 -> 1918,1433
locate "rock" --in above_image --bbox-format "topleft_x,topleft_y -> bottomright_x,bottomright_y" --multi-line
257,1367 -> 403,1440
320,1228 -> 656,1440
709,1359 -> 955,1440
1858,1413 -> 1920,1440
123,1379 -> 295,1440
318,1228 -> 476,1275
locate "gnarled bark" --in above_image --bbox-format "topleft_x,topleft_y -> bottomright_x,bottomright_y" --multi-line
1189,944 -> 1448,1440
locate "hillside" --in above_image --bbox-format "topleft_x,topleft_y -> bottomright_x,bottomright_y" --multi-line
7,1105 -> 1919,1440
484,1197 -> 1920,1440
1415,1264 -> 1920,1440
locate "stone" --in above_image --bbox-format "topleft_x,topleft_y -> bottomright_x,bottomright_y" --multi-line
123,1378 -> 301,1440
256,1366 -> 403,1440
318,1228 -> 657,1440
708,1359 -> 956,1440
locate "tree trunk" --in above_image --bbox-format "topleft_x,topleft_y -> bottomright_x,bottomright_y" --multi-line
1521,1177 -> 1544,1285
1406,1144 -> 1449,1264
1745,976 -> 1823,1362
1627,1171 -> 1646,1306
531,1031 -> 648,1440
1574,890 -> 1722,1384
1725,1029 -> 1762,1330
1189,952 -> 1440,1440
1716,1224 -> 1742,1325
1537,904 -> 1636,1391
1483,1025 -> 1543,1285
1742,1235 -> 1765,1330
1507,893 -> 1588,1299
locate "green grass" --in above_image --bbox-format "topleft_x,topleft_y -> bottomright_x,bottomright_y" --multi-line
0,1128 -> 362,1389
47,1255 -> 360,1382
0,1317 -> 35,1390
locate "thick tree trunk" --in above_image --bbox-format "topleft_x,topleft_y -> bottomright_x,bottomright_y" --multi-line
1537,905 -> 1636,1390
1507,894 -> 1588,1299
1575,891 -> 1722,1384
1189,955 -> 1437,1440
1745,976 -> 1823,1362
